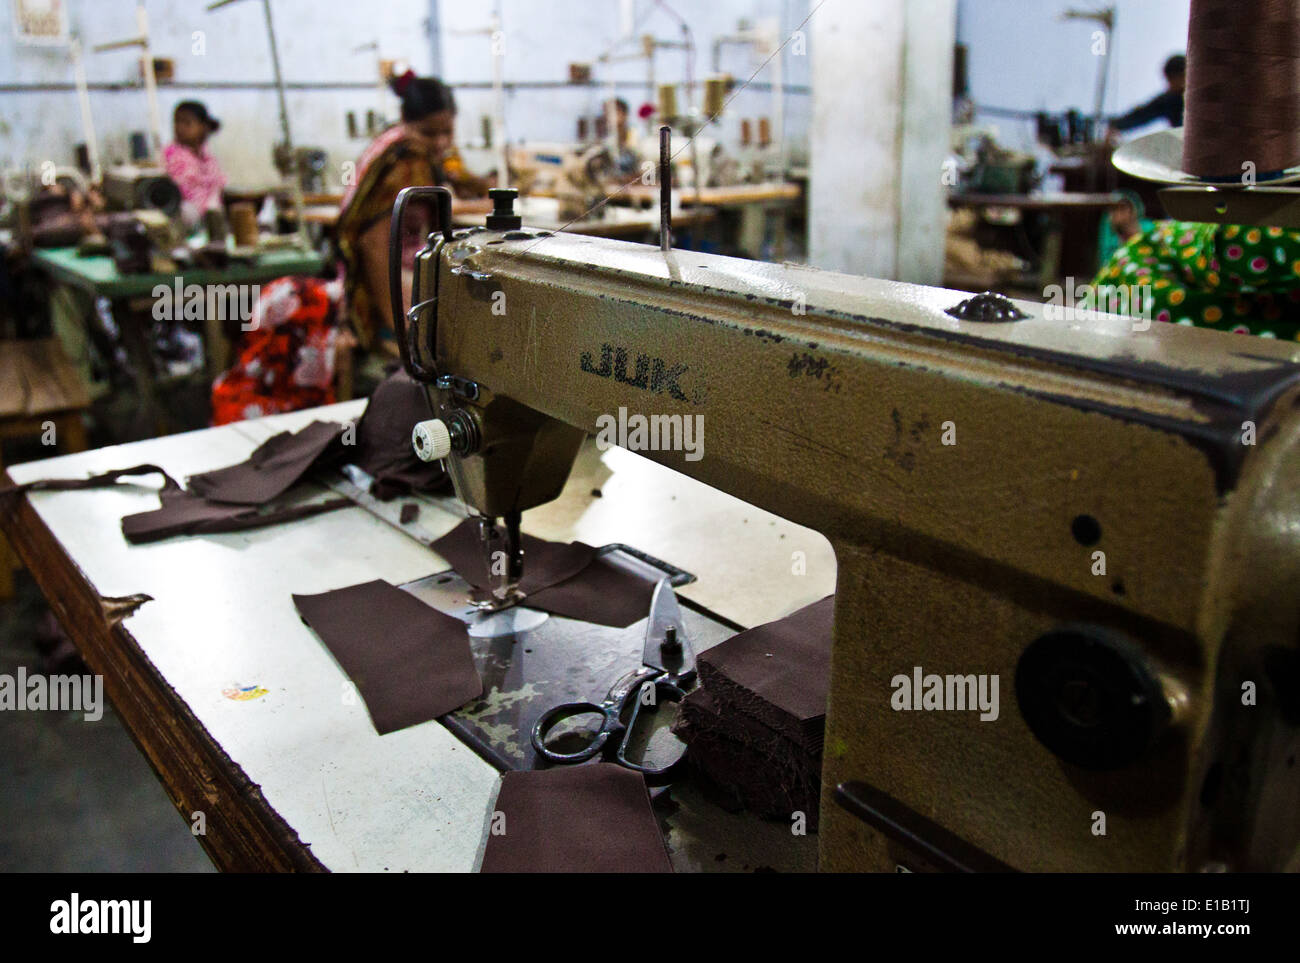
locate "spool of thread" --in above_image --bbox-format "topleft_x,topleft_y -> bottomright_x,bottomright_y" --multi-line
704,74 -> 729,119
229,202 -> 259,248
203,208 -> 228,245
740,119 -> 752,147
1183,0 -> 1300,180
658,83 -> 679,121
758,117 -> 771,149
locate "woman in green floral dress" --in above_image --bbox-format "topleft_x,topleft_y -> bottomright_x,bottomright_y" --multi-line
1093,220 -> 1300,342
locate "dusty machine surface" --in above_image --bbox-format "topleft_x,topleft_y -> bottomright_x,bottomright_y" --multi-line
393,186 -> 1300,873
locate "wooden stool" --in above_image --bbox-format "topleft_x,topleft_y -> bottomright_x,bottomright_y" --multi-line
1,339 -> 91,599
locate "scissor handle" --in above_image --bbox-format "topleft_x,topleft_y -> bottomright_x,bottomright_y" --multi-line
388,185 -> 453,384
531,700 -> 621,764
616,681 -> 689,778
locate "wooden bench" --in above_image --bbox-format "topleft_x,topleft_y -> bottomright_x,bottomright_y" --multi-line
1,339 -> 90,599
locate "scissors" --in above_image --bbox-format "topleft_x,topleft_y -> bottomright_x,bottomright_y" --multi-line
530,578 -> 696,777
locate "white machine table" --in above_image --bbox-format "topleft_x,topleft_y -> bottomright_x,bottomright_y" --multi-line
1,402 -> 834,871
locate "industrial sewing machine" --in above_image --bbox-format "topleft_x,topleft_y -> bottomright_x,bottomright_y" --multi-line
508,142 -> 617,222
390,185 -> 1300,873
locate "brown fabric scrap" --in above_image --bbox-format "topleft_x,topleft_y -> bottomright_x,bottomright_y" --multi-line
120,482 -> 349,544
524,556 -> 659,629
351,369 -> 450,500
696,595 -> 835,752
292,578 -> 482,735
670,596 -> 836,826
431,519 -> 659,629
480,764 -> 672,873
188,420 -> 345,505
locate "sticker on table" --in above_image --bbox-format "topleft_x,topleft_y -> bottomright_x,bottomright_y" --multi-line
223,683 -> 268,701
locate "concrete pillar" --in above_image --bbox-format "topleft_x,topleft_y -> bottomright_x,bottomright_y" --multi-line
810,0 -> 956,284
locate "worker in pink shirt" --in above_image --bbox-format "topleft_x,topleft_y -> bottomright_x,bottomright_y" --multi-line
162,100 -> 227,228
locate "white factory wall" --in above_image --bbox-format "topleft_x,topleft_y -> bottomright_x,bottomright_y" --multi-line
809,0 -> 956,284
0,0 -> 439,189
0,0 -> 811,192
440,0 -> 812,163
957,0 -> 1193,151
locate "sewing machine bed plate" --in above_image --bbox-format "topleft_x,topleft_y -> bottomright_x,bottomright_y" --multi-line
399,559 -> 819,872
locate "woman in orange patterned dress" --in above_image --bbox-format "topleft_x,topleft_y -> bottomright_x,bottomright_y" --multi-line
336,74 -> 490,358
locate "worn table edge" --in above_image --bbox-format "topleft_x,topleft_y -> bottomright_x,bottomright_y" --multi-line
1,469 -> 326,873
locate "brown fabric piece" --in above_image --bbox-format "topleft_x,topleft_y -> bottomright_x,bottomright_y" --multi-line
671,597 -> 835,826
0,463 -> 349,544
480,764 -> 672,873
351,369 -> 450,500
695,595 -> 835,752
180,499 -> 350,538
525,556 -> 659,629
674,688 -> 821,827
122,481 -> 253,542
292,579 -> 482,735
431,520 -> 597,596
432,520 -> 659,629
0,464 -> 176,500
121,482 -> 349,544
188,420 -> 345,505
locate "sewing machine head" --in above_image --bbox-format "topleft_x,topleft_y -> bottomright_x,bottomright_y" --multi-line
392,186 -> 1300,872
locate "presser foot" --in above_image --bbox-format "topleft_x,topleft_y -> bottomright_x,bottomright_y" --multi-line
469,586 -> 528,612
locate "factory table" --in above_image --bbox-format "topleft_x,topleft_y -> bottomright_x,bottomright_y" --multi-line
616,182 -> 803,258
946,191 -> 1124,290
29,246 -> 325,301
473,195 -> 716,240
618,182 -> 803,207
31,246 -> 327,435
293,196 -> 716,242
1,402 -> 835,872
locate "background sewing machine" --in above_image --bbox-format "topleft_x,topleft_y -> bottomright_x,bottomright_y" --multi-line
392,184 -> 1300,873
508,142 -> 617,221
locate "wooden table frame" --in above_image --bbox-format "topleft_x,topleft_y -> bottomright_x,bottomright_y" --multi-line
1,477 -> 324,872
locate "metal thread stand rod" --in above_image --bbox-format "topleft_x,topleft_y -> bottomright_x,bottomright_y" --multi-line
660,125 -> 672,253
260,0 -> 308,247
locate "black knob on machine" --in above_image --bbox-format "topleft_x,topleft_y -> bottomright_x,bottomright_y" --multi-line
486,187 -> 522,231
945,291 -> 1028,323
1015,626 -> 1173,770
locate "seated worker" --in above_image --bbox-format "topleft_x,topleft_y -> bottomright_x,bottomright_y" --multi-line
1093,219 -> 1300,341
606,98 -> 634,147
1110,55 -> 1186,135
602,98 -> 640,175
336,73 -> 490,359
162,100 -> 227,228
